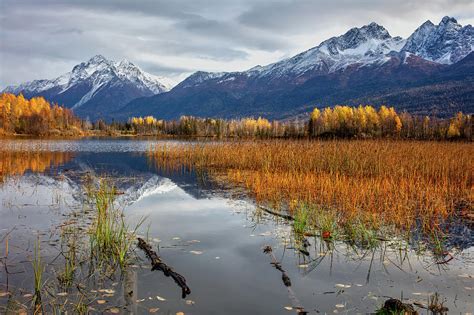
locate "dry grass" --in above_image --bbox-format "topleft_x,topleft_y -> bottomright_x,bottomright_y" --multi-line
148,140 -> 473,235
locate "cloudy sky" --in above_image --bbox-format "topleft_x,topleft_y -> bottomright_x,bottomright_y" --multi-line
1,0 -> 473,88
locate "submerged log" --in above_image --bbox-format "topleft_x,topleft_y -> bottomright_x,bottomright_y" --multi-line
137,238 -> 191,298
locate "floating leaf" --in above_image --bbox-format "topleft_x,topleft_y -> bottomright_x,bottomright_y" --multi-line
99,289 -> 115,294
176,312 -> 185,315
23,293 -> 33,298
57,292 -> 68,296
97,300 -> 107,304
149,308 -> 160,313
153,238 -> 161,243
284,306 -> 293,310
298,264 -> 309,268
109,308 -> 120,314
0,292 -> 9,297
335,284 -> 351,288
190,250 -> 203,255
215,256 -> 220,259
156,295 -> 166,301
185,300 -> 195,305
136,299 -> 145,303
335,304 -> 345,308
172,237 -> 181,240
187,240 -> 200,243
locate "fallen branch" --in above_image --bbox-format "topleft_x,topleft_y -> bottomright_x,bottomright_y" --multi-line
137,238 -> 191,298
263,245 -> 307,315
258,206 -> 294,221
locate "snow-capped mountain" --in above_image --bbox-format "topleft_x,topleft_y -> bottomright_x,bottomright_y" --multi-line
180,16 -> 471,87
254,22 -> 406,78
3,55 -> 173,119
402,17 -> 473,64
121,16 -> 473,120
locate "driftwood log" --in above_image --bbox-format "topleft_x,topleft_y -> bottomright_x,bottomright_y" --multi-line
137,238 -> 191,298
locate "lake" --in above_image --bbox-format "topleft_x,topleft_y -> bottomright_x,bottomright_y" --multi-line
0,138 -> 472,314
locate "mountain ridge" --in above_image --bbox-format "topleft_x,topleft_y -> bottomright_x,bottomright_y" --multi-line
4,16 -> 473,120
3,55 -> 174,120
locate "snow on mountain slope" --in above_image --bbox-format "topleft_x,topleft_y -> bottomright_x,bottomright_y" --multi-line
176,16 -> 471,89
3,55 -> 174,109
402,16 -> 473,64
256,22 -> 406,78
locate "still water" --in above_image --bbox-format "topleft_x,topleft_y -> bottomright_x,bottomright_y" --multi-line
0,138 -> 472,314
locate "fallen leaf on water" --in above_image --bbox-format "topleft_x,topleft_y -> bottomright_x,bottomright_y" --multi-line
355,284 -> 363,287
153,238 -> 161,243
172,237 -> 181,240
187,240 -> 200,243
136,299 -> 145,303
185,300 -> 195,305
109,308 -> 120,314
99,289 -> 115,294
149,308 -> 160,313
57,292 -> 68,296
190,250 -> 203,255
176,312 -> 185,315
335,304 -> 345,308
284,306 -> 293,310
18,310 -> 27,315
23,293 -> 33,298
104,294 -> 114,297
156,295 -> 166,301
298,264 -> 309,268
0,292 -> 9,297
335,284 -> 351,288
215,256 -> 220,259
97,300 -> 107,304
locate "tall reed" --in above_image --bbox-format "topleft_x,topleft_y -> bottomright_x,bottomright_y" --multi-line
148,140 -> 473,238
88,178 -> 141,269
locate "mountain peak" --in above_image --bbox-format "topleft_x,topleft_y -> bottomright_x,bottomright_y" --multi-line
363,22 -> 391,38
402,16 -> 471,64
440,16 -> 458,25
117,59 -> 134,67
420,20 -> 435,29
88,54 -> 109,64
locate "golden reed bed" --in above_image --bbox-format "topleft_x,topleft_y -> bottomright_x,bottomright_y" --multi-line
148,140 -> 473,233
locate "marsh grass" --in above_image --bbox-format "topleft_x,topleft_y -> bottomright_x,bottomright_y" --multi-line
57,231 -> 77,288
148,139 -> 473,245
32,237 -> 44,308
88,177 -> 144,269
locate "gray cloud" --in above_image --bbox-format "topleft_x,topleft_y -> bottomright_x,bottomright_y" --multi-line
0,0 -> 473,88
